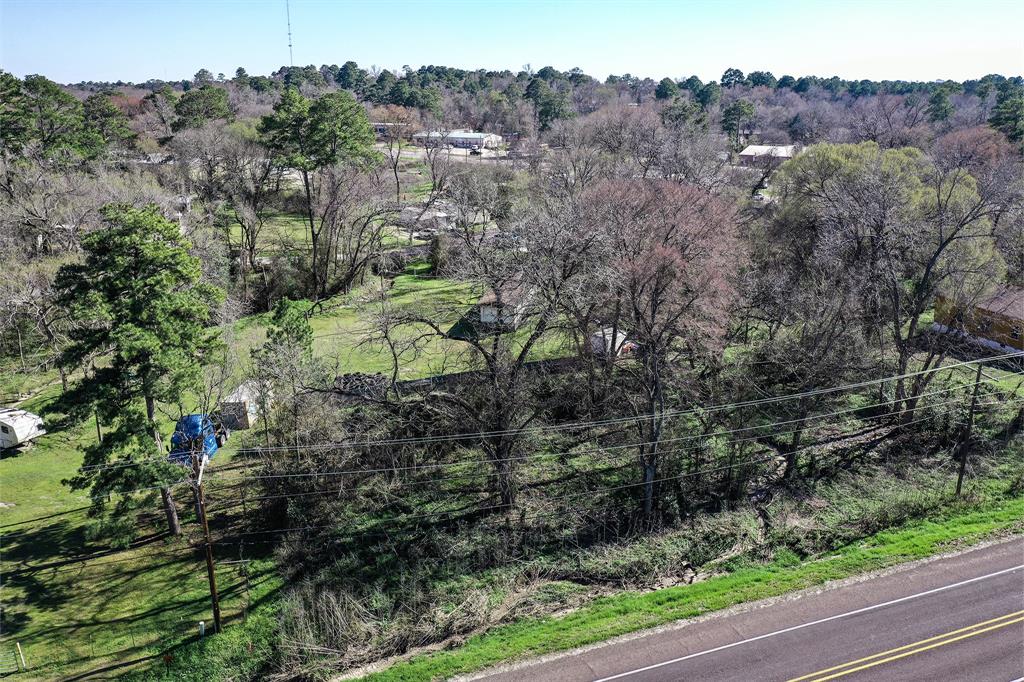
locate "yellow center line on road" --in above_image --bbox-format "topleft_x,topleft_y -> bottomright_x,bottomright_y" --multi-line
786,610 -> 1024,682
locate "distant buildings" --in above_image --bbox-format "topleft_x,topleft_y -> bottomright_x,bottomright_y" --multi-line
737,144 -> 798,167
412,129 -> 503,149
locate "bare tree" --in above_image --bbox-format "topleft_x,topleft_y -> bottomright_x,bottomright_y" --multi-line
585,180 -> 739,516
372,105 -> 421,202
218,129 -> 281,276
772,142 -> 1009,418
310,163 -> 397,297
366,185 -> 599,508
658,124 -> 732,193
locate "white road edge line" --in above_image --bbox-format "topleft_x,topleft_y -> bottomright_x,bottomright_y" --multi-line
593,563 -> 1024,682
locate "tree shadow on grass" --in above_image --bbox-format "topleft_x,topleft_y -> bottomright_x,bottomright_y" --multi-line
0,518 -> 179,637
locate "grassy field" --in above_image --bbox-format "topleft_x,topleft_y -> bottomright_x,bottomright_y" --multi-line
364,493 -> 1024,682
4,255 -> 1014,681
0,265 -> 573,679
0,379 -> 281,680
223,211 -> 426,258
227,271 -> 570,381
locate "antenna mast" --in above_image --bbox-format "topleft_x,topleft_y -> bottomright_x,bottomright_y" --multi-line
286,0 -> 294,67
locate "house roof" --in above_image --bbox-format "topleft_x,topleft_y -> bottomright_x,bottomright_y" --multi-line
976,286 -> 1024,321
224,381 -> 260,404
413,130 -> 500,141
478,280 -> 529,306
739,144 -> 796,158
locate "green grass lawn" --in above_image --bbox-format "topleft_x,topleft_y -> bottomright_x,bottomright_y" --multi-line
223,211 -> 426,258
228,271 -> 570,381
0,381 -> 278,680
0,268 -> 570,678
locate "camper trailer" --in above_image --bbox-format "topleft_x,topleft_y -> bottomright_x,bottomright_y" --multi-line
0,408 -> 46,449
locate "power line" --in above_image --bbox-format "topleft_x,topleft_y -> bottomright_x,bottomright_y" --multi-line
202,396 -> 954,502
74,356 -> 1023,476
211,382 -> 1012,483
207,394 -> 1019,512
227,351 -> 1024,453
52,373 -> 1022,503
214,399 -> 1001,543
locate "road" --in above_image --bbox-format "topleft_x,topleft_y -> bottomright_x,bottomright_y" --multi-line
473,538 -> 1024,682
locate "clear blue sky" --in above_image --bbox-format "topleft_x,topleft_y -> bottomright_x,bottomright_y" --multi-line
1,0 -> 1021,84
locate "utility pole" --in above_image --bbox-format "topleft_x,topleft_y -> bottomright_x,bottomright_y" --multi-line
191,445 -> 223,633
955,363 -> 983,498
285,0 -> 294,67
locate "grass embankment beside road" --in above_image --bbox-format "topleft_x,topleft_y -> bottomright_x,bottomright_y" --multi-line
363,492 -> 1024,682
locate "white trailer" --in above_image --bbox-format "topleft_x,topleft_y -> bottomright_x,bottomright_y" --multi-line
0,408 -> 46,449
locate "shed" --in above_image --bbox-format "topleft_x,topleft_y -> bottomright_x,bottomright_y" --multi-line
479,281 -> 531,329
0,408 -> 46,449
589,327 -> 640,358
219,381 -> 266,430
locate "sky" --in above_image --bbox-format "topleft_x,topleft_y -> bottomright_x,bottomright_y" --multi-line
1,0 -> 1022,85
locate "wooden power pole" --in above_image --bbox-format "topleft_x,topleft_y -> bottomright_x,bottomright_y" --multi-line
191,446 -> 223,633
955,363 -> 983,498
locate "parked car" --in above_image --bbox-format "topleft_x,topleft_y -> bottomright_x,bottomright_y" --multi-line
168,414 -> 228,465
469,145 -> 483,155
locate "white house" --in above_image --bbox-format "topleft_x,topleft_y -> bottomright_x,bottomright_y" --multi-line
0,408 -> 46,449
737,144 -> 797,167
413,129 -> 503,149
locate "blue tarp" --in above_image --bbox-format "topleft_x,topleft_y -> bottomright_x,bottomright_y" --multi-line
168,414 -> 218,465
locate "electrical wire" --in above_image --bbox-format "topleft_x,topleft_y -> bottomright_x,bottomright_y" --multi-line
214,398 -> 1010,543
211,380 -> 1013,482
205,393 -> 998,507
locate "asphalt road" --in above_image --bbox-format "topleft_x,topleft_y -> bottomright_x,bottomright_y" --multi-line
473,538 -> 1024,682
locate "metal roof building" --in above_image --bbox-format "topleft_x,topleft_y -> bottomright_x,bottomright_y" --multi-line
412,129 -> 503,149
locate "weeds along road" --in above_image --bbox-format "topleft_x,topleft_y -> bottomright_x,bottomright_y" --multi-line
473,538 -> 1024,682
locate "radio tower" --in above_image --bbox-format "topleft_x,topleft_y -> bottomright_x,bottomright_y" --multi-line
286,0 -> 294,67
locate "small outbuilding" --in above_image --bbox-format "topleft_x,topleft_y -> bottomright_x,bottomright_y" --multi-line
479,281 -> 532,329
0,408 -> 46,449
589,327 -> 640,358
934,286 -> 1024,352
219,381 -> 267,431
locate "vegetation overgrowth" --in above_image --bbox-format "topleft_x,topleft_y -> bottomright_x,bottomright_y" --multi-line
1,57 -> 1022,680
